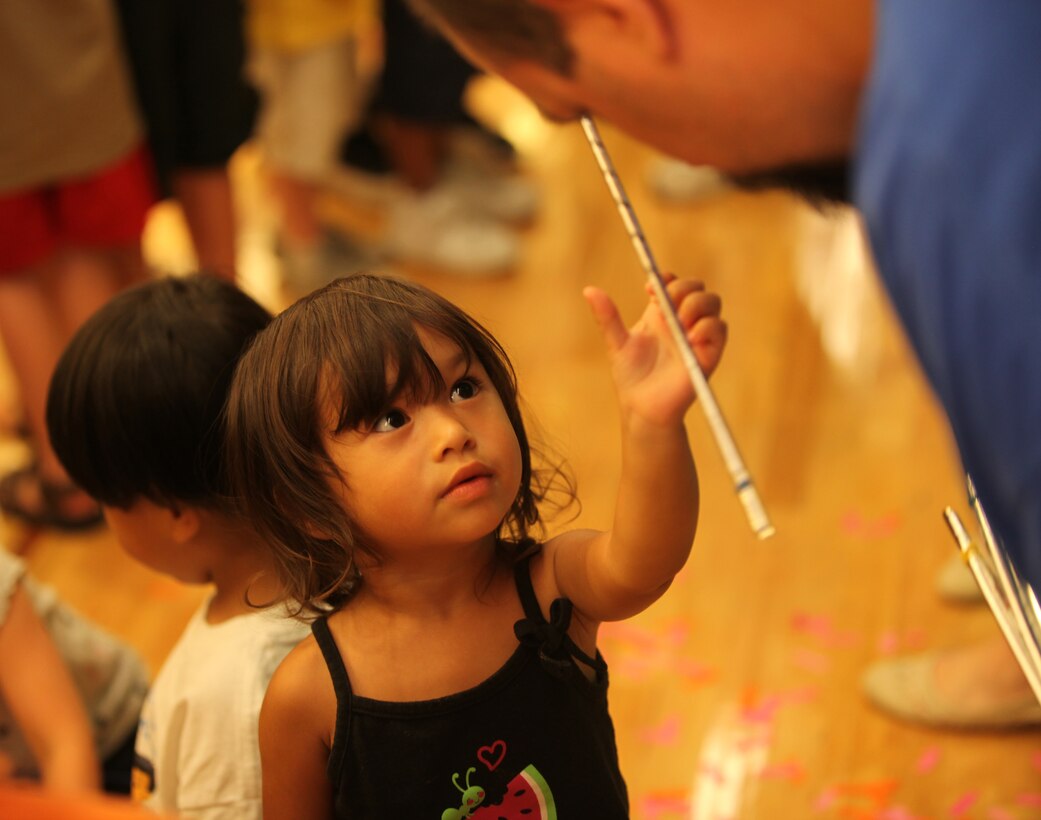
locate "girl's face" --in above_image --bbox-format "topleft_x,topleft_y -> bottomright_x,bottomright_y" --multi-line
323,329 -> 523,559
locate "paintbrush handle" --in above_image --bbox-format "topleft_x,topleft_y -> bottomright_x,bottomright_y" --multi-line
581,116 -> 773,539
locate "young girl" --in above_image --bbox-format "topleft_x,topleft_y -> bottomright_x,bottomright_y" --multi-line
225,272 -> 725,819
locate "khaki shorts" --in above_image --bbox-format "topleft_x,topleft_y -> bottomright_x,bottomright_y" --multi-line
250,38 -> 366,179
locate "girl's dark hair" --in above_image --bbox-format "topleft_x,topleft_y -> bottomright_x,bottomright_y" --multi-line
407,0 -> 574,75
46,274 -> 273,512
224,274 -> 574,614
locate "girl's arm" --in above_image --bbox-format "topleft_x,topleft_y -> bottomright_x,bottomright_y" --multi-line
259,639 -> 336,820
0,581 -> 100,792
544,276 -> 726,623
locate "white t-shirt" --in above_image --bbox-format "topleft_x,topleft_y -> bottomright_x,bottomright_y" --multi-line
0,550 -> 149,778
132,598 -> 308,819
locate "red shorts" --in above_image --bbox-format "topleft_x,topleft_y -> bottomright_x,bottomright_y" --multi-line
0,144 -> 156,275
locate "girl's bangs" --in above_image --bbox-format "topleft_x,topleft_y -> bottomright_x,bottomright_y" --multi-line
326,304 -> 478,433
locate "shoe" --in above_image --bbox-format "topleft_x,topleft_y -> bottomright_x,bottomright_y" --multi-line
862,648 -> 1041,730
383,185 -> 520,275
450,119 -> 519,172
329,157 -> 539,226
0,464 -> 103,532
340,122 -> 392,176
325,163 -> 404,210
440,157 -> 539,225
451,117 -> 516,165
936,554 -> 985,604
646,157 -> 729,203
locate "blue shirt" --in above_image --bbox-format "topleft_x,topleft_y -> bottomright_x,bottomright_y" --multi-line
854,0 -> 1041,585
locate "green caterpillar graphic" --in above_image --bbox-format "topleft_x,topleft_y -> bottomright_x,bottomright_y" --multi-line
441,766 -> 486,820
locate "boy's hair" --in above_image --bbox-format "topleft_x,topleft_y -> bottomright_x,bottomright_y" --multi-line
46,274 -> 272,512
225,273 -> 574,613
406,0 -> 574,74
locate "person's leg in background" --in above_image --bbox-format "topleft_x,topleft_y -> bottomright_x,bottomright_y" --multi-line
114,0 -> 255,282
0,268 -> 93,524
0,147 -> 153,530
170,170 -> 239,282
172,0 -> 256,281
337,0 -> 535,275
364,0 -> 474,189
249,30 -> 375,294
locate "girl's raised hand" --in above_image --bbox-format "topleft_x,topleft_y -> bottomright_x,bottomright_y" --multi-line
583,276 -> 727,427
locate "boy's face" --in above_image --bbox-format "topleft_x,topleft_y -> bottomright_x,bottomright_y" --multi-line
322,329 -> 524,560
103,500 -> 209,584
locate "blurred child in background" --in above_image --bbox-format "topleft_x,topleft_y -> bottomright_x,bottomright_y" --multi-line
46,275 -> 309,818
0,548 -> 148,794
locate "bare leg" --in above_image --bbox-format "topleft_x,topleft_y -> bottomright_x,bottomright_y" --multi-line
173,167 -> 238,281
42,247 -> 144,335
372,116 -> 449,191
267,170 -> 323,249
0,248 -> 140,525
0,267 -> 68,481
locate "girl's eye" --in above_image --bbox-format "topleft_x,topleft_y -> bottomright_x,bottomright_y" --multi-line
373,409 -> 410,432
450,377 -> 480,402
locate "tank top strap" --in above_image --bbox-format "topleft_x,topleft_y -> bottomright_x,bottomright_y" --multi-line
513,551 -> 545,623
312,616 -> 352,782
512,551 -> 604,677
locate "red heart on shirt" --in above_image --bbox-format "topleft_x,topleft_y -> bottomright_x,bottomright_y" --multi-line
477,740 -> 507,771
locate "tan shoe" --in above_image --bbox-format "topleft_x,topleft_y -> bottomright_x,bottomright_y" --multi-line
863,647 -> 1041,730
935,554 -> 985,604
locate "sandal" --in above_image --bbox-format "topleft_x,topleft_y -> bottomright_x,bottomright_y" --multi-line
0,464 -> 104,532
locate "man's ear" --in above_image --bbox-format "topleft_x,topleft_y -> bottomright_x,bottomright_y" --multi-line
169,505 -> 203,545
537,0 -> 676,62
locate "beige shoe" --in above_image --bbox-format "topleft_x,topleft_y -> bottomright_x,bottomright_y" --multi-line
935,554 -> 985,604
863,649 -> 1041,730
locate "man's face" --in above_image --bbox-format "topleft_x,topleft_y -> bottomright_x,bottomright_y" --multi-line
422,0 -> 871,180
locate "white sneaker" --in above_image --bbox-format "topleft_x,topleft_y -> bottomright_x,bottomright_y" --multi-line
383,185 -> 520,275
646,157 -> 729,203
325,164 -> 405,210
440,157 -> 540,225
443,125 -> 539,224
327,161 -> 538,227
448,124 -> 519,175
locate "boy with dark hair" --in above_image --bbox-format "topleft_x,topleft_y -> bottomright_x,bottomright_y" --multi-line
46,274 -> 309,819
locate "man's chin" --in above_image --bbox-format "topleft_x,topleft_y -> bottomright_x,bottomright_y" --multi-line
728,159 -> 852,207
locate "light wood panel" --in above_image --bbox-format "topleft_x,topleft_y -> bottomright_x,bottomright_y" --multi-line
3,78 -> 1038,818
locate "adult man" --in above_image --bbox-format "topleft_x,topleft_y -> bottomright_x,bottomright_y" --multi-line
406,0 -> 1041,727
406,0 -> 870,182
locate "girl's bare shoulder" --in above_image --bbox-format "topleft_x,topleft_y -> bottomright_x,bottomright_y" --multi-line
264,630 -> 337,734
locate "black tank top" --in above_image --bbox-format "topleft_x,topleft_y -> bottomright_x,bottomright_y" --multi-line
312,553 -> 630,819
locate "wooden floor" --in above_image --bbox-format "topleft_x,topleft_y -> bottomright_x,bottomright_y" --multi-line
5,79 -> 1041,819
